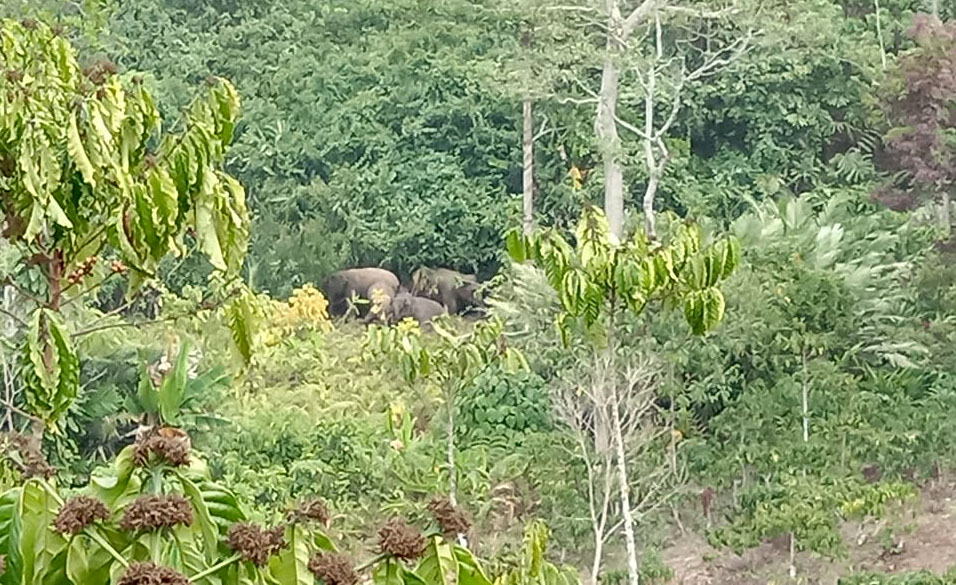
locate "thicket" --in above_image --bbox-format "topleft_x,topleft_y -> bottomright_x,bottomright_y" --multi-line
2,0 -> 956,583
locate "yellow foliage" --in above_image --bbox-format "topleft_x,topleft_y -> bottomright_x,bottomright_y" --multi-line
569,165 -> 583,190
264,284 -> 333,344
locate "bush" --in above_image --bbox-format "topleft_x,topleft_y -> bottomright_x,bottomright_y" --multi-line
455,365 -> 554,450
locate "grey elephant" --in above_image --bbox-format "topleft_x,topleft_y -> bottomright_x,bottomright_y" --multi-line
411,267 -> 483,315
322,267 -> 400,321
386,292 -> 445,328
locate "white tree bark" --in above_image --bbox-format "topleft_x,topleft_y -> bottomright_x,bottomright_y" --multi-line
940,191 -> 951,235
523,97 -> 535,235
595,0 -> 656,240
597,38 -> 626,239
611,383 -> 641,585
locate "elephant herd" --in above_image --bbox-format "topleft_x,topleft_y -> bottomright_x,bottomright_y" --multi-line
321,266 -> 484,328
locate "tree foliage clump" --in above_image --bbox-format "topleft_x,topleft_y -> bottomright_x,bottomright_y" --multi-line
877,15 -> 956,215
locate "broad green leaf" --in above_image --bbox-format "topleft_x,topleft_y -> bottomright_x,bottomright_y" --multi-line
67,114 -> 96,188
159,340 -> 190,424
723,237 -> 741,278
0,487 -> 23,585
416,537 -> 458,585
700,287 -> 726,333
374,559 -> 404,585
505,230 -> 527,263
453,547 -> 492,585
268,524 -> 311,585
19,480 -> 67,585
196,169 -> 227,271
88,446 -> 140,509
65,534 -> 112,585
177,472 -> 219,562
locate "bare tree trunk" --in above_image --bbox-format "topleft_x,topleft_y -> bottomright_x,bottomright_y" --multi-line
605,312 -> 640,585
940,191 -> 951,236
523,97 -> 535,235
597,14 -> 625,240
875,0 -> 887,70
611,383 -> 640,585
590,526 -> 605,585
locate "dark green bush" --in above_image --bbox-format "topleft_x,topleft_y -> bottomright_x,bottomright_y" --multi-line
455,365 -> 554,450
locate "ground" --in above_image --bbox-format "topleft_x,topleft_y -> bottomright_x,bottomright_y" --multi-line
661,481 -> 956,584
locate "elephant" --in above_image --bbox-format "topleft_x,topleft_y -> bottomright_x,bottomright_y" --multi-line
322,267 -> 400,321
410,267 -> 483,315
386,292 -> 445,328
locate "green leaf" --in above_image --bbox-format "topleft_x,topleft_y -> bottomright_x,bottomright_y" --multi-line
0,487 -> 23,585
505,230 -> 527,263
196,169 -> 227,271
177,472 -> 220,563
171,527 -> 218,585
374,559 -> 404,585
67,114 -> 96,188
453,547 -> 491,585
65,534 -> 113,585
700,287 -> 726,333
683,292 -> 705,336
268,524 -> 311,585
89,445 -> 139,503
19,480 -> 67,585
416,537 -> 458,585
723,236 -> 741,278
159,340 -> 190,424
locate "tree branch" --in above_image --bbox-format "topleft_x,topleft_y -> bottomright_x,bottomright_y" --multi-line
622,0 -> 660,39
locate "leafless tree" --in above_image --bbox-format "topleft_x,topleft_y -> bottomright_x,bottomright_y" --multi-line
558,350 -> 682,585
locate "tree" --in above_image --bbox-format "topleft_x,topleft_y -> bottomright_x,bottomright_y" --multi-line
365,317 -> 527,507
507,206 -> 739,585
0,19 -> 249,432
878,14 -> 956,233
580,1 -> 750,238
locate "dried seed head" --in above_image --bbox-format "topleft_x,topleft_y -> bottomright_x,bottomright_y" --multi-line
7,433 -> 54,479
117,562 -> 189,585
288,498 -> 329,525
378,517 -> 425,561
54,496 -> 110,535
5,69 -> 22,83
226,522 -> 287,566
427,497 -> 471,536
309,552 -> 358,585
133,427 -> 190,468
0,554 -> 5,577
120,495 -> 193,532
20,19 -> 38,30
51,24 -> 65,37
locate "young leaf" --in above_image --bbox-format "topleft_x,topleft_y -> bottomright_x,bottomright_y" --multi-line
159,341 -> 190,424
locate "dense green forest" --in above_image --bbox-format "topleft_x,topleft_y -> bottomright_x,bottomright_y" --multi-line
1,0 -> 956,583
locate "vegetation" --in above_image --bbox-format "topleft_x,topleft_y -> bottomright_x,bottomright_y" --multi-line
1,0 -> 956,584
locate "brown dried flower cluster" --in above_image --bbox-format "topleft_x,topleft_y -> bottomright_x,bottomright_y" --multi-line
309,552 -> 359,585
6,433 -> 55,479
378,517 -> 425,561
82,59 -> 118,86
133,427 -> 190,468
288,498 -> 329,525
120,495 -> 193,532
226,523 -> 287,566
54,496 -> 110,535
116,562 -> 189,585
427,497 -> 471,536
